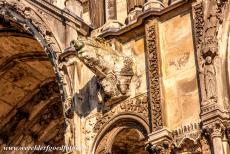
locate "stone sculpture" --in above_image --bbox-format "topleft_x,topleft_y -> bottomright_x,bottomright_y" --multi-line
64,37 -> 135,104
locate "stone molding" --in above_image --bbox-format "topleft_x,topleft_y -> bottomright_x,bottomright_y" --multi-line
27,0 -> 91,35
145,22 -> 163,132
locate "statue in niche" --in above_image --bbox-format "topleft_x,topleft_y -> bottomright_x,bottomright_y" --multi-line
200,54 -> 217,105
64,37 -> 135,104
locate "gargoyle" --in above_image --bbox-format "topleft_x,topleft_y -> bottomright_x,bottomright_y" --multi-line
65,37 -> 135,104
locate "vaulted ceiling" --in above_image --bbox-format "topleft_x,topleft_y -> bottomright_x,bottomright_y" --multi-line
0,18 -> 64,153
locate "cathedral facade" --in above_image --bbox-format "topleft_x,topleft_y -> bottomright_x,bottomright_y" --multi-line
0,0 -> 229,154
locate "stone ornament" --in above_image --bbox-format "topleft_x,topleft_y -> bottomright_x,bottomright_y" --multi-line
145,23 -> 163,131
64,37 -> 135,104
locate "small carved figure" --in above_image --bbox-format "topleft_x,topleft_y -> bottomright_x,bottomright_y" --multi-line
200,55 -> 217,105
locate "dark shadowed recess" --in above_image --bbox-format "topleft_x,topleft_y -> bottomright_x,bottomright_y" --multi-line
0,18 -> 64,154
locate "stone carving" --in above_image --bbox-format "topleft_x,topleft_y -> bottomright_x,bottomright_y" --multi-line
193,1 -> 225,106
146,121 -> 212,154
169,52 -> 190,70
80,94 -> 148,154
93,93 -> 148,133
152,142 -> 172,154
200,136 -> 212,154
65,37 -> 135,104
193,3 -> 204,50
145,24 -> 163,131
204,122 -> 225,139
200,55 -> 217,105
58,56 -> 79,119
172,122 -> 201,147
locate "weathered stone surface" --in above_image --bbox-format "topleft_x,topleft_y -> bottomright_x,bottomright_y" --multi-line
0,0 -> 229,154
159,10 -> 200,129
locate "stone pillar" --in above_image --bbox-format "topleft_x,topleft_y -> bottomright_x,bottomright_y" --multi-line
222,133 -> 229,154
143,0 -> 164,11
101,0 -> 123,32
126,0 -> 144,24
212,131 -> 224,154
65,0 -> 82,17
105,0 -> 117,21
205,123 -> 225,154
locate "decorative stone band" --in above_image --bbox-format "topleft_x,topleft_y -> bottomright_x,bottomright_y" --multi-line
146,121 -> 213,153
145,22 -> 163,131
93,93 -> 149,133
172,121 -> 201,147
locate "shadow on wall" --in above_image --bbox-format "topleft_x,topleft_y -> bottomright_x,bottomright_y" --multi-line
73,76 -> 103,117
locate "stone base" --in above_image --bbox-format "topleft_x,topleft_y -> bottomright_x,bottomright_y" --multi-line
143,0 -> 165,11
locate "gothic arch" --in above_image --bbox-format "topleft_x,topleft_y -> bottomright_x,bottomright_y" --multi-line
0,1 -> 67,152
92,113 -> 150,154
0,0 -> 63,86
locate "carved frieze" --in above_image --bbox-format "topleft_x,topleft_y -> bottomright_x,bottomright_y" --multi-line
172,122 -> 201,147
93,93 -> 148,133
145,23 -> 163,131
147,122 -> 212,154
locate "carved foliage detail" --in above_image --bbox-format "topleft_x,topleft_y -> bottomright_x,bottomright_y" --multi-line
194,3 -> 205,50
145,24 -> 163,131
93,93 -> 148,133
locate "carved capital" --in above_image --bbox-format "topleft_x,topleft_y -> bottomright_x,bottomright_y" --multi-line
203,122 -> 225,139
225,126 -> 230,142
147,128 -> 173,154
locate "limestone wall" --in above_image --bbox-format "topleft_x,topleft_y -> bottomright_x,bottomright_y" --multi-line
158,11 -> 200,129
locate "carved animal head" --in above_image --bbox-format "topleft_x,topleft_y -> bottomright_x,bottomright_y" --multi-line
69,37 -> 121,79
65,37 -> 135,102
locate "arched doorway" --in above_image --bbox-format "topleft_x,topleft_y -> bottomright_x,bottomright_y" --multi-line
111,128 -> 147,154
0,3 -> 64,154
94,117 -> 149,154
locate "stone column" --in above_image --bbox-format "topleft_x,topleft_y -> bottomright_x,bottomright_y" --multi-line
105,0 -> 117,21
212,131 -> 224,154
143,0 -> 164,11
222,133 -> 229,154
64,0 -> 81,48
65,0 -> 82,17
126,0 -> 144,24
101,0 -> 123,32
205,123 -> 225,154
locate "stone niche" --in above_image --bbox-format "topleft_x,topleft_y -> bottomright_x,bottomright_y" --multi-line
159,11 -> 200,129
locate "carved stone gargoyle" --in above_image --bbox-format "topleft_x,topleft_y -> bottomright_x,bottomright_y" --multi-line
64,37 -> 135,104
